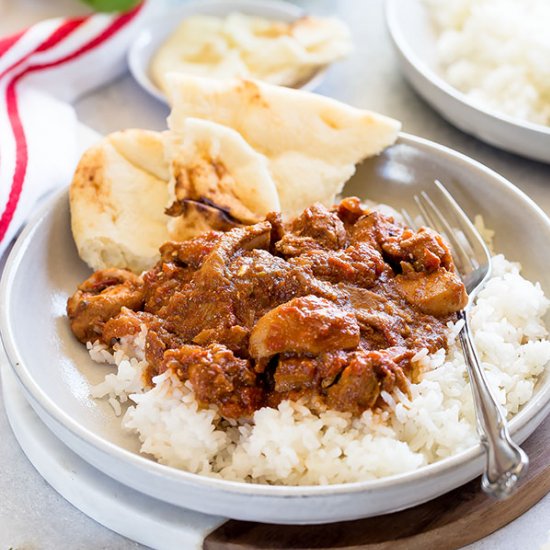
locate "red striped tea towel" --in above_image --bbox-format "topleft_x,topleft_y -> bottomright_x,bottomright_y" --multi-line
0,3 -> 149,256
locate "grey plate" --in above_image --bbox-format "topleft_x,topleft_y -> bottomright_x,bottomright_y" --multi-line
1,133 -> 549,524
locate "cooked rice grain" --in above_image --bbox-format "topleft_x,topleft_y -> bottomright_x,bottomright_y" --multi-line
425,0 -> 550,126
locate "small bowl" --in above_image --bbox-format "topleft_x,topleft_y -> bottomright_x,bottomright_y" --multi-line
386,0 -> 550,164
128,0 -> 329,105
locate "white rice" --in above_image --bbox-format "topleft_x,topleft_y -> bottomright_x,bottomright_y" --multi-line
89,254 -> 550,485
424,0 -> 550,126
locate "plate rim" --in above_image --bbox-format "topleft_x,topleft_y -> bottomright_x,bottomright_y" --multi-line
2,132 -> 550,499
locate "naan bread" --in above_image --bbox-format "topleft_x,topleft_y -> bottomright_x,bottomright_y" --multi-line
166,74 -> 401,216
70,121 -> 280,267
237,15 -> 352,87
150,14 -> 352,94
70,78 -> 402,272
166,118 -> 279,240
70,129 -> 171,273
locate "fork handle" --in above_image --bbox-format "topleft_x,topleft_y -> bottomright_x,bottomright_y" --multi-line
458,310 -> 529,499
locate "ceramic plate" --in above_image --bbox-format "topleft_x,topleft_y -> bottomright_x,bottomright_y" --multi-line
386,0 -> 550,163
128,0 -> 328,105
2,133 -> 550,524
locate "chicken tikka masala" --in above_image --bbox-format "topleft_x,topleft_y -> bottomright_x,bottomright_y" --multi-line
68,198 -> 467,419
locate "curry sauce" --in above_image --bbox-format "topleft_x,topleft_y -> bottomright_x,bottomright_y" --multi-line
67,198 -> 467,419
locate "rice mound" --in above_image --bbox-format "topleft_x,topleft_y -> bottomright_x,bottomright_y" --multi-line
90,254 -> 550,485
424,0 -> 550,126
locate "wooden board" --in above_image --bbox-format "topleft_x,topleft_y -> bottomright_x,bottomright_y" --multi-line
204,416 -> 549,550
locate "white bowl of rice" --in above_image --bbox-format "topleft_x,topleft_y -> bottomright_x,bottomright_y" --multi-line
1,133 -> 549,524
386,0 -> 550,163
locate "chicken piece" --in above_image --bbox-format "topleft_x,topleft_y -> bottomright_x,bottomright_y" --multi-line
273,350 -> 349,394
229,249 -> 314,327
350,211 -> 405,254
290,242 -> 386,288
274,234 -> 324,257
265,211 -> 285,248
273,356 -> 317,393
291,203 -> 348,248
102,308 -> 184,381
275,203 -> 348,257
343,285 -> 409,347
160,344 -> 202,378
102,308 -> 154,343
199,221 -> 272,276
158,222 -> 272,340
144,329 -> 169,377
142,241 -> 205,315
67,269 -> 144,343
351,212 -> 453,273
334,196 -> 368,227
158,281 -> 237,342
326,348 -> 411,414
192,325 -> 249,355
143,261 -> 194,314
372,347 -> 413,394
396,227 -> 453,272
158,232 -> 223,270
326,354 -> 380,413
249,295 -> 360,361
316,350 -> 351,388
394,267 -> 468,316
164,344 -> 264,419
124,326 -> 182,378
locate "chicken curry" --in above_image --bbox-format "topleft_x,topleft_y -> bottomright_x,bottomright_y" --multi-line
67,198 -> 467,419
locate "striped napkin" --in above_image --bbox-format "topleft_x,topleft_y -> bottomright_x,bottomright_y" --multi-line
0,2 -> 150,257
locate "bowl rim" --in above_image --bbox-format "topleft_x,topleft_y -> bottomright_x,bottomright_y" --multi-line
385,0 -> 550,138
2,132 -> 550,498
127,0 -> 329,105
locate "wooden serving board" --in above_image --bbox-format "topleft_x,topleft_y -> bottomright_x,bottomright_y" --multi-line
204,416 -> 550,550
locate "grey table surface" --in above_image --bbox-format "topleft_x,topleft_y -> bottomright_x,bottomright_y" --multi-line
0,1 -> 549,549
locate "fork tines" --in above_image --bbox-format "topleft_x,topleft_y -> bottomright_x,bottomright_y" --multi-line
405,180 -> 490,280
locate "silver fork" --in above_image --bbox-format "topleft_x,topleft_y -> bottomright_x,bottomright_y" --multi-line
402,179 -> 529,499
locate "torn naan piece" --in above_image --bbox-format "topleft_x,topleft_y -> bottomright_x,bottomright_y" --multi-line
165,117 -> 280,240
166,74 -> 401,216
70,129 -> 171,273
151,14 -> 352,94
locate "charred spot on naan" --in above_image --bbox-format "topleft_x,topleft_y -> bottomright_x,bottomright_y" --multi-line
166,199 -> 243,241
170,153 -> 264,225
165,118 -> 280,227
70,147 -> 118,220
